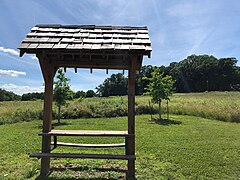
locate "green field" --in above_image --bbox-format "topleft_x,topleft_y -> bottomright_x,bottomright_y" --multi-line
1,115 -> 240,179
1,92 -> 240,124
1,92 -> 240,179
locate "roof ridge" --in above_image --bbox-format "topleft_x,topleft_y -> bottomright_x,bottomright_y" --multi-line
36,24 -> 148,30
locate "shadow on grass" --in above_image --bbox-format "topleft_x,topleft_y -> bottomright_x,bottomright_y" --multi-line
36,122 -> 72,129
149,118 -> 182,126
35,164 -> 126,180
52,122 -> 72,128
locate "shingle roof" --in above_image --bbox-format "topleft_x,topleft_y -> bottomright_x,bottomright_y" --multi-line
18,24 -> 152,57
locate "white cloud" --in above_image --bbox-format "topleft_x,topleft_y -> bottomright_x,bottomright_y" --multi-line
0,69 -> 26,77
0,46 -> 19,56
0,83 -> 43,95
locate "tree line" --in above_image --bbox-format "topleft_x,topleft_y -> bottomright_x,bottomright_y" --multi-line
1,54 -> 239,101
96,54 -> 240,96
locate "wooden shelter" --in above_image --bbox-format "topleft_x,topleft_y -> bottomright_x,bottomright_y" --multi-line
18,24 -> 152,179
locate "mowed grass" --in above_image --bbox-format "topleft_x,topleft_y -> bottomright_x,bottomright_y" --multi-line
1,115 -> 240,179
1,92 -> 240,124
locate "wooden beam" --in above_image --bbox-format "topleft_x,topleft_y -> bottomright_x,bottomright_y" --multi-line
39,130 -> 131,137
37,53 -> 57,177
51,142 -> 126,148
30,153 -> 136,160
127,56 -> 137,179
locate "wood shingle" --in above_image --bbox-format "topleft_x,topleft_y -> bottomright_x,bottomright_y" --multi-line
18,24 -> 152,57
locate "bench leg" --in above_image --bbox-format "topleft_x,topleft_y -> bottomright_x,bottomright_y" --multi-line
53,136 -> 57,149
126,136 -> 135,180
40,136 -> 51,176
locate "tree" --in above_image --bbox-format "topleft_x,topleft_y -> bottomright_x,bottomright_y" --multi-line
168,55 -> 240,92
0,88 -> 21,101
86,90 -> 96,98
21,92 -> 44,101
74,90 -> 86,99
96,73 -> 127,97
54,68 -> 71,124
145,67 -> 174,120
136,65 -> 154,95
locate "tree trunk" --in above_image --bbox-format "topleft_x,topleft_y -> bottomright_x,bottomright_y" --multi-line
158,100 -> 162,120
167,100 -> 169,120
149,100 -> 152,120
57,105 -> 61,124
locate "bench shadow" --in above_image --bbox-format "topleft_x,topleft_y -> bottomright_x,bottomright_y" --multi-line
35,164 -> 126,180
149,118 -> 182,126
36,122 -> 72,129
52,122 -> 72,128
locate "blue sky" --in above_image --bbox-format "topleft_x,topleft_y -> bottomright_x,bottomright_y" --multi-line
0,0 -> 240,94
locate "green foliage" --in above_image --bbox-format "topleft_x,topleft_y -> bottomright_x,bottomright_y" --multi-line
54,68 -> 71,106
54,68 -> 71,123
96,73 -> 127,97
0,88 -> 21,101
21,92 -> 44,101
86,90 -> 96,98
145,67 -> 174,119
2,92 -> 240,124
136,65 -> 154,95
168,55 -> 240,92
74,90 -> 86,98
145,67 -> 174,103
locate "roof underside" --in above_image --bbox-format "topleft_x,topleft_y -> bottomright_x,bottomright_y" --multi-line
18,24 -> 152,70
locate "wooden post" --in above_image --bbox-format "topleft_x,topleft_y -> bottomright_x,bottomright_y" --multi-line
38,54 -> 57,177
127,56 -> 137,179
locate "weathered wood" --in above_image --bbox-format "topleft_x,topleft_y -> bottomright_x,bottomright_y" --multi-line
53,136 -> 57,149
37,54 -> 57,177
127,56 -> 137,179
18,24 -> 151,178
39,130 -> 131,137
51,142 -> 125,148
30,153 -> 136,160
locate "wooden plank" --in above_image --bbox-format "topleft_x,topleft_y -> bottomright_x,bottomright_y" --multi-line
35,32 -> 56,37
37,44 -> 54,49
101,44 -> 115,49
39,130 -> 130,137
56,33 -> 73,37
61,38 -> 75,43
132,39 -> 151,44
27,32 -> 37,37
91,44 -> 101,50
130,45 -> 146,50
51,142 -> 125,148
23,37 -> 40,43
82,44 -> 92,49
127,56 -> 137,179
121,44 -> 130,50
37,55 -> 57,176
18,43 -> 29,49
30,153 -> 136,160
27,43 -> 39,49
52,44 -> 68,49
38,37 -> 49,42
47,38 -> 61,43
136,33 -> 149,39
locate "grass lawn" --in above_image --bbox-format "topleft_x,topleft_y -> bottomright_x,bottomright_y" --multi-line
1,114 -> 240,179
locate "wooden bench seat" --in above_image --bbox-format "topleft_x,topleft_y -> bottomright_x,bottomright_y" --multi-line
51,142 -> 125,148
39,130 -> 132,137
30,153 -> 136,160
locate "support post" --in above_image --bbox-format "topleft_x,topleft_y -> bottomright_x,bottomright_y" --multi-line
127,56 -> 137,179
38,54 -> 57,177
